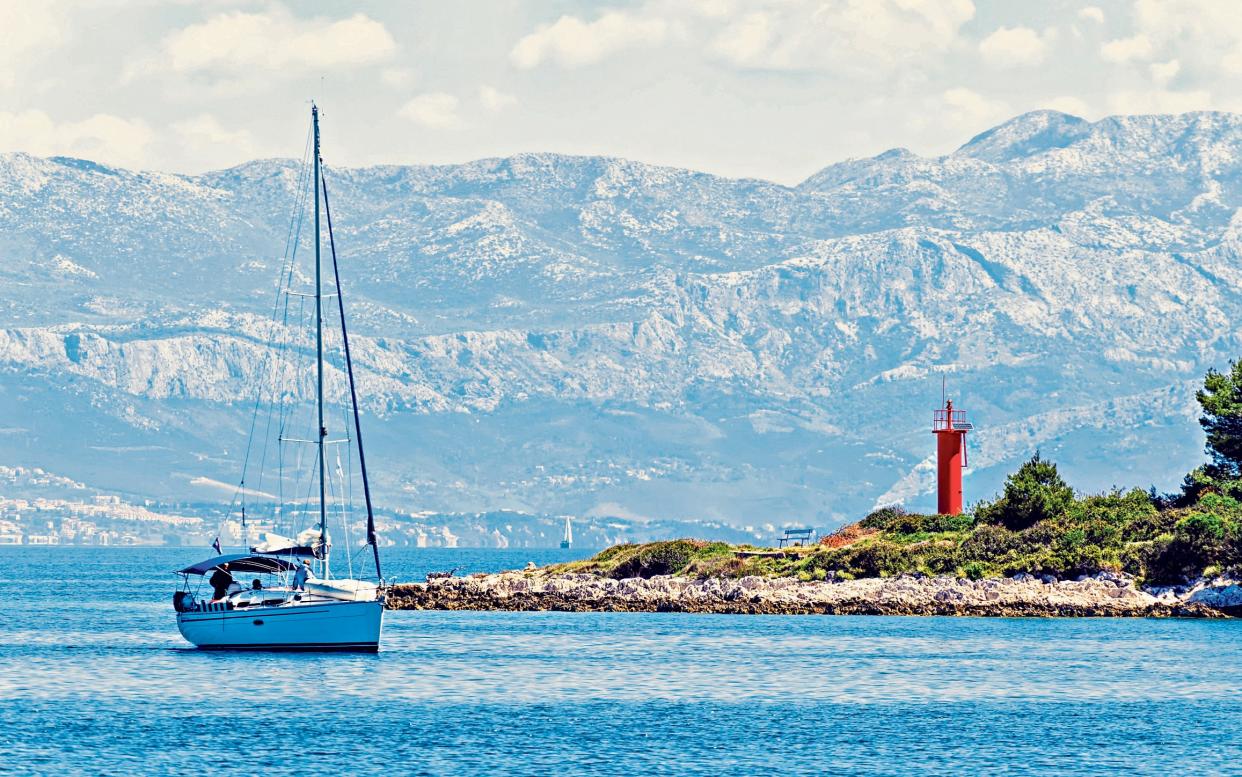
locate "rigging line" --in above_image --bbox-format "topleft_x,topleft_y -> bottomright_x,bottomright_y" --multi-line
281,294 -> 308,446
257,132 -> 313,494
334,449 -> 354,580
344,388 -> 355,563
269,133 -> 313,501
255,177 -> 311,497
285,296 -> 316,525
232,123 -> 314,519
279,124 -> 315,263
321,171 -> 383,580
274,264 -> 296,513
321,322 -> 357,575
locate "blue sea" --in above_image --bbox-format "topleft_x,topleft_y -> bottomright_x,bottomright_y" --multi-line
2,546 -> 1241,776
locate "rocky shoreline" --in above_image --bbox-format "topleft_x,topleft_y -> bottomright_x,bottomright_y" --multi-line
388,571 -> 1242,617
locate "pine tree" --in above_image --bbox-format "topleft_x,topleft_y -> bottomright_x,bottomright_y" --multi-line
1197,359 -> 1242,478
978,452 -> 1075,531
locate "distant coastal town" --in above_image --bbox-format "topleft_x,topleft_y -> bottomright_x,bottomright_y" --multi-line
0,466 -> 199,546
0,466 -> 757,548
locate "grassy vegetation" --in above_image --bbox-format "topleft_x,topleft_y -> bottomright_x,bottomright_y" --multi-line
550,475 -> 1242,585
550,360 -> 1242,586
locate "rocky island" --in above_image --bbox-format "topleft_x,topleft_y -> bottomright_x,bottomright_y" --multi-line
392,360 -> 1242,618
388,546 -> 1242,618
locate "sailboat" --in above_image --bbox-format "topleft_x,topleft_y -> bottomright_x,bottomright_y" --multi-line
560,517 -> 572,549
172,105 -> 385,651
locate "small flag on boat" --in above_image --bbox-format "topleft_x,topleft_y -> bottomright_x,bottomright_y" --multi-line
212,536 -> 222,554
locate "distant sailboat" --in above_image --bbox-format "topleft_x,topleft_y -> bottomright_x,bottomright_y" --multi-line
171,105 -> 385,651
560,517 -> 572,549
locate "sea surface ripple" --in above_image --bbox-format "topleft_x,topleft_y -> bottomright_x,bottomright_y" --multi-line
2,546 -> 1241,776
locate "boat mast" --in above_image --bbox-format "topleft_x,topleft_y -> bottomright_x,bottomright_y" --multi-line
313,104 -> 330,576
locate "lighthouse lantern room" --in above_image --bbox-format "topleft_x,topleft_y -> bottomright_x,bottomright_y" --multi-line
932,398 -> 972,515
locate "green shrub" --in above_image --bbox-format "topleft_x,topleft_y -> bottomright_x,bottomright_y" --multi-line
961,524 -> 1020,561
839,542 -> 912,578
801,549 -> 848,575
977,453 -> 1075,531
1198,492 -> 1242,519
886,512 -> 926,535
1121,539 -> 1166,580
860,505 -> 908,530
1079,519 -> 1121,548
589,544 -> 632,564
1018,520 -> 1059,549
914,543 -> 962,575
1139,513 -> 1237,584
1122,506 -> 1181,543
1178,467 -> 1242,506
922,513 -> 975,533
609,540 -> 701,579
1048,542 -> 1112,577
1071,489 -> 1155,526
860,508 -> 970,536
961,561 -> 988,580
1174,513 -> 1232,562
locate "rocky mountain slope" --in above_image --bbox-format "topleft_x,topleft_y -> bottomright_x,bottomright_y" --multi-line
1,110 -> 1239,532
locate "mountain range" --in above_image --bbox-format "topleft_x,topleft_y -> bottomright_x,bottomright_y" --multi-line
1,109 -> 1239,539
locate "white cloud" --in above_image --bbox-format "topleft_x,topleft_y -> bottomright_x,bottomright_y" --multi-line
1078,6 -> 1105,24
509,0 -> 975,74
479,86 -> 517,112
1149,58 -> 1180,86
166,114 -> 270,171
1223,49 -> 1242,77
707,0 -> 976,72
1042,95 -> 1093,117
1106,88 -> 1214,115
511,11 -> 669,69
1125,0 -> 1242,77
1100,34 -> 1153,63
940,87 -> 1010,129
710,12 -> 774,64
1096,0 -> 1242,91
127,6 -> 395,81
381,68 -> 416,88
0,1 -> 66,87
0,110 -> 152,168
172,114 -> 258,152
979,26 -> 1048,68
399,93 -> 461,128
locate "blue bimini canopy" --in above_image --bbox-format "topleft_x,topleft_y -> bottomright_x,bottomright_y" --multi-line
176,554 -> 300,576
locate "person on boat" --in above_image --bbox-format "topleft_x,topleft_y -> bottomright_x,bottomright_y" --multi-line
209,563 -> 234,601
251,578 -> 263,590
292,559 -> 315,591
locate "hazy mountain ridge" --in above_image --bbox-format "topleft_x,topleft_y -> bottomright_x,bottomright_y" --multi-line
1,110 -> 1239,534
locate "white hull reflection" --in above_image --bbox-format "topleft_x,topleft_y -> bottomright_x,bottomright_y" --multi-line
176,599 -> 383,652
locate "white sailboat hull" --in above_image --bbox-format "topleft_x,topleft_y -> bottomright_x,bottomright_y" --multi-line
176,599 -> 383,652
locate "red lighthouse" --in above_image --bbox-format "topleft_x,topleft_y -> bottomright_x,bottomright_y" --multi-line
933,398 -> 972,515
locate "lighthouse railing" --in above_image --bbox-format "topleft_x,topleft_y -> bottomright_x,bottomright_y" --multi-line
933,408 -> 973,432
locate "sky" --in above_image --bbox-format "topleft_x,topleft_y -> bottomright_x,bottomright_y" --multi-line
2,0 -> 1241,184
